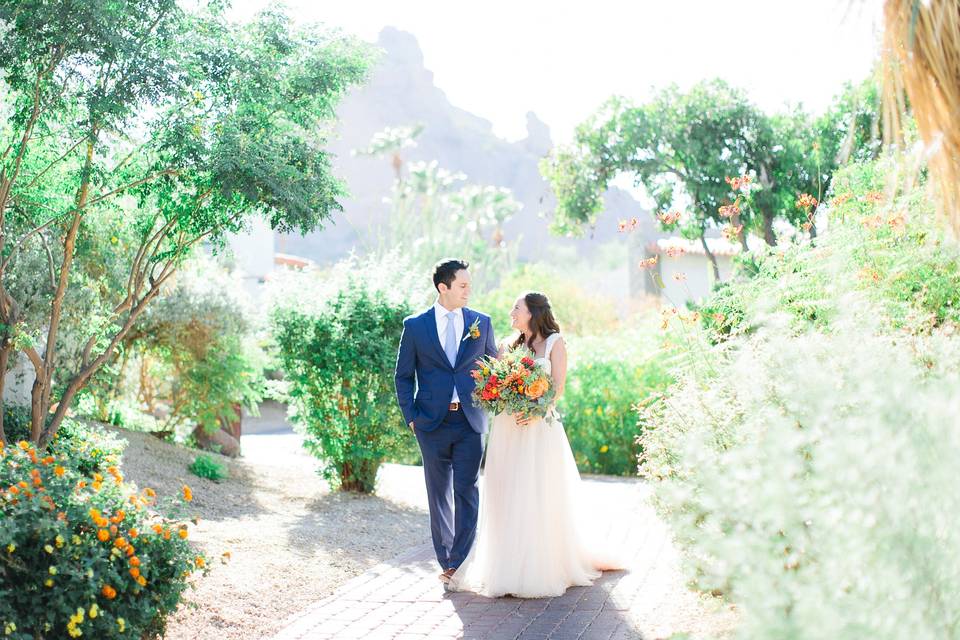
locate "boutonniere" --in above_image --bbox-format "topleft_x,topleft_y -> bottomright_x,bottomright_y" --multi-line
462,317 -> 481,342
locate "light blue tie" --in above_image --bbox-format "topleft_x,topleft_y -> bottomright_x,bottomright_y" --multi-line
444,311 -> 458,367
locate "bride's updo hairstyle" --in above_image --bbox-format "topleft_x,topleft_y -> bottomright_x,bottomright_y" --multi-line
512,291 -> 561,351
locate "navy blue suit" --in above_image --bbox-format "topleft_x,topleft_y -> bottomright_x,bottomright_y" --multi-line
394,306 -> 497,570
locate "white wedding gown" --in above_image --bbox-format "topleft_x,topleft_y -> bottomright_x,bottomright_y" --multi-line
449,333 -> 622,598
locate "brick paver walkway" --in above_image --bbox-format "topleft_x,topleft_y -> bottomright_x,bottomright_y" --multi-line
271,479 -> 734,640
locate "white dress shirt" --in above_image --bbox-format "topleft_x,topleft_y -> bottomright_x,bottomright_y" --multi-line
434,301 -> 464,403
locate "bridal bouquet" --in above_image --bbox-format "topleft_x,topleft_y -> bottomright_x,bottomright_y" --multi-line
470,346 -> 556,423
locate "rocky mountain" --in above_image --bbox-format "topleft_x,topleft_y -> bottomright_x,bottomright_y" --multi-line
276,27 -> 657,265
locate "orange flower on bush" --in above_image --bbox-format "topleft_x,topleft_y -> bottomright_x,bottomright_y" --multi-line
182,485 -> 192,502
101,585 -> 117,599
97,529 -> 110,542
53,466 -> 65,477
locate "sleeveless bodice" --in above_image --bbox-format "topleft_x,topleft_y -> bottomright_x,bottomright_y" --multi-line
534,333 -> 561,374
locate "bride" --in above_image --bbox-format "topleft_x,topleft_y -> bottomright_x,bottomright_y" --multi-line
448,291 -> 622,598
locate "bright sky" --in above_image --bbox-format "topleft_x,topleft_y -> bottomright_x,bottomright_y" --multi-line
229,0 -> 884,144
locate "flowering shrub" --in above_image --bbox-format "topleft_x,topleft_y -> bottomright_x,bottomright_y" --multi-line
3,410 -> 126,478
0,440 -> 206,638
642,157 -> 960,639
560,329 -> 673,476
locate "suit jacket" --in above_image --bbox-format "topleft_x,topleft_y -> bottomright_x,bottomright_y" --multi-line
394,306 -> 498,434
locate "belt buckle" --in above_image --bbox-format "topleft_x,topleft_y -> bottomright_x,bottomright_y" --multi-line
449,402 -> 460,411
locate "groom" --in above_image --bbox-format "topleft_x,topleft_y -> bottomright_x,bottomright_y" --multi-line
394,259 -> 498,583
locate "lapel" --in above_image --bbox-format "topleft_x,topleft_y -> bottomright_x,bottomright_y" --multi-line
421,307 -> 452,368
455,307 -> 477,368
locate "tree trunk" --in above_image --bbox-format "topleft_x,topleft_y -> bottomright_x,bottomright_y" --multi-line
763,210 -> 777,246
33,136 -> 97,442
700,229 -> 721,281
0,342 -> 9,445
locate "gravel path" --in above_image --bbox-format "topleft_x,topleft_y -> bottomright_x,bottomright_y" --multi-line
115,424 -> 430,640
112,406 -> 736,639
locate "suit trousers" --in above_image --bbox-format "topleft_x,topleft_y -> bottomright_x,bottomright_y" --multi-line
414,407 -> 483,570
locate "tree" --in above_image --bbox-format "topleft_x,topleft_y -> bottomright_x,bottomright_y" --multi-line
0,1 -> 372,445
542,80 -> 764,279
362,126 -> 522,293
542,78 -> 883,261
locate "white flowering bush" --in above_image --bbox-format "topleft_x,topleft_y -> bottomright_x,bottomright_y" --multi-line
641,158 -> 960,639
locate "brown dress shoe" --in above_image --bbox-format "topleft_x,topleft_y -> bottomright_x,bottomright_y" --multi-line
439,568 -> 456,584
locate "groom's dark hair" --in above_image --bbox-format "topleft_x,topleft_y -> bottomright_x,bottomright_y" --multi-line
432,259 -> 470,292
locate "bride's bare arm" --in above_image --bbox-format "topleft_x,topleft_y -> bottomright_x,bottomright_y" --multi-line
549,337 -> 567,401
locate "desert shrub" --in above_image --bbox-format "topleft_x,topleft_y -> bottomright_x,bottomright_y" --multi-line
559,329 -> 673,475
79,258 -> 266,442
188,454 -> 228,482
273,279 -> 413,492
641,156 -> 960,639
0,440 -> 206,639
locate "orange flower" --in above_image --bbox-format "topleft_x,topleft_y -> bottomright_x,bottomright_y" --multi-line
524,378 -> 550,400
178,528 -> 188,540
53,466 -> 65,477
195,556 -> 206,569
658,210 -> 682,225
97,529 -> 110,542
129,567 -> 140,579
182,485 -> 192,502
638,256 -> 658,270
101,585 -> 117,599
151,524 -> 164,534
136,575 -> 147,586
129,528 -> 139,539
129,556 -> 141,567
114,537 -> 128,550
796,193 -> 818,209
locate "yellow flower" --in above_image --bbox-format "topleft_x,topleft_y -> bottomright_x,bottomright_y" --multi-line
4,622 -> 17,634
44,578 -> 54,587
44,544 -> 54,554
48,566 -> 57,575
599,445 -> 609,454
55,535 -> 65,548
88,604 -> 99,619
6,544 -> 15,553
117,618 -> 126,633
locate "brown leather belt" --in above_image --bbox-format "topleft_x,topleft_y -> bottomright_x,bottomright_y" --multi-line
448,402 -> 461,411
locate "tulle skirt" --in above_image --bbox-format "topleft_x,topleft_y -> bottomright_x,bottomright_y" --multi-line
449,412 -> 622,598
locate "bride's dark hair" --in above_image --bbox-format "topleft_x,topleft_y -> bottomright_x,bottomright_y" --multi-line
511,291 -> 561,351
